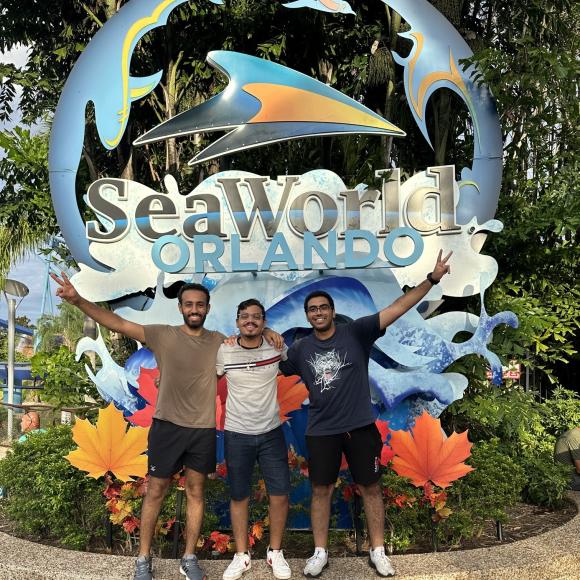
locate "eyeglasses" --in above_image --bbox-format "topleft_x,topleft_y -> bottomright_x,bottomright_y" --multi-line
307,304 -> 332,314
237,313 -> 264,321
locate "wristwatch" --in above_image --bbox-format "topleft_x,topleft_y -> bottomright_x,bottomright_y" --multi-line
427,272 -> 440,285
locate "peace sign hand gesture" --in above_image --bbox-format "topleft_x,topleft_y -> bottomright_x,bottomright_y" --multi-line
431,249 -> 453,283
49,272 -> 81,305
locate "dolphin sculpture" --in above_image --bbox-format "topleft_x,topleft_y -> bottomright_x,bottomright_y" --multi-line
381,0 -> 503,225
134,50 -> 405,164
49,0 -> 223,271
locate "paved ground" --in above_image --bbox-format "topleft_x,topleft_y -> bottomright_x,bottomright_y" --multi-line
0,492 -> 578,579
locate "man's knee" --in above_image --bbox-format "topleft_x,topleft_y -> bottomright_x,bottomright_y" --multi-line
231,496 -> 250,507
311,483 -> 334,500
357,481 -> 382,499
184,470 -> 205,502
269,494 -> 289,507
144,476 -> 171,503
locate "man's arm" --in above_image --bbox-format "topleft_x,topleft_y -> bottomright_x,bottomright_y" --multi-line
50,272 -> 146,343
215,344 -> 225,378
278,342 -> 300,377
379,250 -> 452,330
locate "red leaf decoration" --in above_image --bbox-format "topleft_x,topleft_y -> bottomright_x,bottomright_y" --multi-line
127,368 -> 159,427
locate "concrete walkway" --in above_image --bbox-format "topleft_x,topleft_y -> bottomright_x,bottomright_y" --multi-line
1,492 -> 578,580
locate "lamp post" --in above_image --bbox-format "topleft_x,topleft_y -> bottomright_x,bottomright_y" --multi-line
3,278 -> 29,441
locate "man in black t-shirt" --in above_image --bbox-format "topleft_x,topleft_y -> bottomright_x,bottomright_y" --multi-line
280,250 -> 452,578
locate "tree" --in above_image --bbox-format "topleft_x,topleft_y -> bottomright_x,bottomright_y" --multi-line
1,1 -> 577,389
464,0 -> 580,390
35,301 -> 86,353
0,127 -> 55,278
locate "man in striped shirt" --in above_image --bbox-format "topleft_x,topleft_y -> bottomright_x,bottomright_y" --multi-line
216,299 -> 292,580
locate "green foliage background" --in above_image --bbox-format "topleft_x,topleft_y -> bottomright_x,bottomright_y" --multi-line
0,426 -> 106,550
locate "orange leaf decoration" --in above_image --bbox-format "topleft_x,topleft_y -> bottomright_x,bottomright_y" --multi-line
277,375 -> 308,422
376,419 -> 394,466
389,411 -> 474,488
251,521 -> 264,540
65,403 -> 149,482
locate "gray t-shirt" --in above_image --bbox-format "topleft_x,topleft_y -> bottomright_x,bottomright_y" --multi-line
216,339 -> 287,435
279,313 -> 384,436
144,325 -> 225,428
555,427 -> 580,490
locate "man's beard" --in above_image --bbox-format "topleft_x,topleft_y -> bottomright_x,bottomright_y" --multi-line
183,312 -> 207,329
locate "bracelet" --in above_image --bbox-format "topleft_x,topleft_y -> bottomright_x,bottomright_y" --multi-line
427,272 -> 440,285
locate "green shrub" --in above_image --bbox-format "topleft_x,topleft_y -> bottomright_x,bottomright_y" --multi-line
539,387 -> 580,437
0,425 -> 105,549
520,449 -> 573,508
445,384 -> 575,509
30,347 -> 99,408
381,470 -> 429,553
451,438 -> 526,522
435,438 -> 526,546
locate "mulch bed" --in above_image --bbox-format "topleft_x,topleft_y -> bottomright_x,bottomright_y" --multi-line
455,501 -> 577,551
0,500 -> 576,557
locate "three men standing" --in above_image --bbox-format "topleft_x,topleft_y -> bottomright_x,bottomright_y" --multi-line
53,248 -> 451,579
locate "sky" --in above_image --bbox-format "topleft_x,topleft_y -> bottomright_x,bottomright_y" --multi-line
1,45 -> 61,324
0,253 -> 59,324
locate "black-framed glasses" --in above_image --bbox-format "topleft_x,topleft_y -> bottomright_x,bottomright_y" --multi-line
237,313 -> 264,321
307,304 -> 332,314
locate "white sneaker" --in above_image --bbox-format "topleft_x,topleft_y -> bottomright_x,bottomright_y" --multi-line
223,552 -> 251,580
303,548 -> 328,577
267,547 -> 292,579
369,546 -> 395,577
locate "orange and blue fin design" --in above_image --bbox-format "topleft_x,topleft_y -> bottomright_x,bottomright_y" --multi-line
134,50 -> 404,164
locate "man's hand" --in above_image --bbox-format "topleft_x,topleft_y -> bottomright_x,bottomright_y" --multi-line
50,271 -> 81,304
430,249 -> 453,282
223,335 -> 238,346
264,327 -> 284,351
49,270 -> 146,343
379,249 -> 453,330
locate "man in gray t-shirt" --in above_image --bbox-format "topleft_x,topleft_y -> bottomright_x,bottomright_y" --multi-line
217,299 -> 292,580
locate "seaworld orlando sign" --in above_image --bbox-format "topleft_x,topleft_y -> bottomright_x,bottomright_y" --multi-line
48,0 -> 518,429
86,165 -> 460,273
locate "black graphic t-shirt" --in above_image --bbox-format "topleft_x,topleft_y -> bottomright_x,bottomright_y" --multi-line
280,313 -> 384,436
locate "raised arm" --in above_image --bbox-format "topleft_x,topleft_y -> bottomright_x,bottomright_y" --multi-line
50,272 -> 146,343
379,250 -> 452,330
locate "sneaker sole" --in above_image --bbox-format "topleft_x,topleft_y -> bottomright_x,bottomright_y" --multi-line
303,562 -> 328,578
223,561 -> 252,580
368,557 -> 395,577
180,565 -> 207,580
268,565 -> 292,580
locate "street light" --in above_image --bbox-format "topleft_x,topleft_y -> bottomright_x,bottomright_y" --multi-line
3,278 -> 29,441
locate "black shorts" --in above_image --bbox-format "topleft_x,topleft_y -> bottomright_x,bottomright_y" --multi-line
147,419 -> 216,478
306,423 -> 383,486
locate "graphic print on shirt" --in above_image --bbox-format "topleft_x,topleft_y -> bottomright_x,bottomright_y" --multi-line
308,349 -> 349,392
